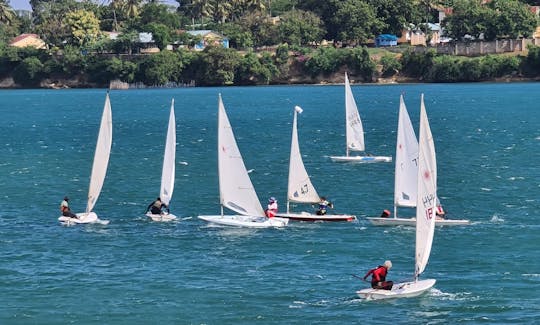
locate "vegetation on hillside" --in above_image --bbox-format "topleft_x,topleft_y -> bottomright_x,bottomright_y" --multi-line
0,0 -> 540,87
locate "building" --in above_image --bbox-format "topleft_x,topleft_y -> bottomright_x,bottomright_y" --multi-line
186,30 -> 229,50
375,34 -> 398,47
9,34 -> 47,49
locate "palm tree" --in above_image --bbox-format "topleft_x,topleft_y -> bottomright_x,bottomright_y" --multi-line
0,0 -> 16,26
212,0 -> 232,23
125,0 -> 141,18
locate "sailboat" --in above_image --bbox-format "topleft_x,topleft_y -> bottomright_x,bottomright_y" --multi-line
197,95 -> 288,228
58,93 -> 112,225
329,72 -> 392,163
367,95 -> 470,226
146,99 -> 177,222
276,106 -> 356,222
357,93 -> 437,300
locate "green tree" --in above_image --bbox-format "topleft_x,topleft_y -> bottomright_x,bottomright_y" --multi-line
136,50 -> 189,85
0,0 -> 16,25
144,23 -> 172,50
488,0 -> 537,39
331,0 -> 385,45
278,9 -> 325,46
13,56 -> 45,86
198,45 -> 242,85
344,46 -> 376,81
65,9 -> 101,47
304,46 -> 343,76
235,51 -> 272,84
521,45 -> 540,77
33,0 -> 80,47
368,0 -> 418,37
400,48 -> 435,79
380,54 -> 401,77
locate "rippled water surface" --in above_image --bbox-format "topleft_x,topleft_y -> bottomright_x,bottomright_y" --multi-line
1,83 -> 539,324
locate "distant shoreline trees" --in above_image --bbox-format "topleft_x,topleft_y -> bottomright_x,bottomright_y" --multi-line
0,0 -> 539,87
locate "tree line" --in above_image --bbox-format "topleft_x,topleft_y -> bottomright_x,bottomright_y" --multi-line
0,0 -> 540,87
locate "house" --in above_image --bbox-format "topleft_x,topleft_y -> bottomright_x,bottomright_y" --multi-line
138,32 -> 160,53
9,34 -> 47,49
375,34 -> 398,47
403,23 -> 445,46
186,30 -> 229,50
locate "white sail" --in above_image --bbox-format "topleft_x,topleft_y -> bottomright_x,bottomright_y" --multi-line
85,93 -> 112,213
344,72 -> 365,154
218,94 -> 265,216
394,94 -> 419,213
415,94 -> 437,278
287,106 -> 321,205
160,99 -> 176,206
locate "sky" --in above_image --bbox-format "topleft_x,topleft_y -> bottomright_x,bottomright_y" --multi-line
10,0 -> 32,11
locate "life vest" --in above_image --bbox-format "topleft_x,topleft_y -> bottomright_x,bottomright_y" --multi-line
365,266 -> 387,283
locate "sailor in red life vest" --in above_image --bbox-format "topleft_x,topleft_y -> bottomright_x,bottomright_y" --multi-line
363,260 -> 393,290
265,197 -> 278,218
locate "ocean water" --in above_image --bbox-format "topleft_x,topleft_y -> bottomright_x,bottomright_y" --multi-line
0,83 -> 539,324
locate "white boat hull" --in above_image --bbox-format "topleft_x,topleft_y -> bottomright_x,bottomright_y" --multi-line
357,279 -> 436,300
367,216 -> 470,226
146,212 -> 177,222
58,212 -> 110,225
329,155 -> 392,163
277,212 -> 356,222
197,215 -> 288,228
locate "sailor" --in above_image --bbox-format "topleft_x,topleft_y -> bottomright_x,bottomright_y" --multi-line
265,197 -> 278,218
60,196 -> 77,219
146,197 -> 169,215
380,209 -> 391,218
316,197 -> 333,215
363,260 -> 393,290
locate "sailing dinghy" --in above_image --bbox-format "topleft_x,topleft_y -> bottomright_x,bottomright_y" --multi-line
367,95 -> 470,226
329,72 -> 391,163
276,106 -> 356,222
146,99 -> 178,222
58,93 -> 112,225
197,95 -> 288,228
357,94 -> 438,300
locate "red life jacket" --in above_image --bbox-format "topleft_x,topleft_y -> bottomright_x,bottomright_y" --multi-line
364,266 -> 387,283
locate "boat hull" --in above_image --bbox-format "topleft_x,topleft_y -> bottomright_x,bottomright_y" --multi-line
58,212 -> 110,225
146,212 -> 177,222
197,215 -> 288,228
329,155 -> 392,163
277,212 -> 356,222
357,279 -> 436,300
367,217 -> 470,226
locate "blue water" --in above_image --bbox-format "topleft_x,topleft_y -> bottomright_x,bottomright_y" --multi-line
1,83 -> 539,324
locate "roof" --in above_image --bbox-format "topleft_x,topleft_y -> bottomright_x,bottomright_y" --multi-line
376,34 -> 398,41
186,30 -> 226,39
9,33 -> 41,45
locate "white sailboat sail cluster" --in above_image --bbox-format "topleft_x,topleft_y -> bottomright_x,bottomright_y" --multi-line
147,99 -> 178,222
367,95 -> 470,226
197,94 -> 288,228
59,93 -> 112,225
330,73 -> 392,163
277,106 -> 356,222
357,94 -> 437,300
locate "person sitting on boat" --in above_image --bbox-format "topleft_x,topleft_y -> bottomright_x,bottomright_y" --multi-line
146,197 -> 169,215
380,209 -> 391,218
265,197 -> 278,218
363,260 -> 393,290
60,196 -> 77,219
436,204 -> 445,219
316,197 -> 333,215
